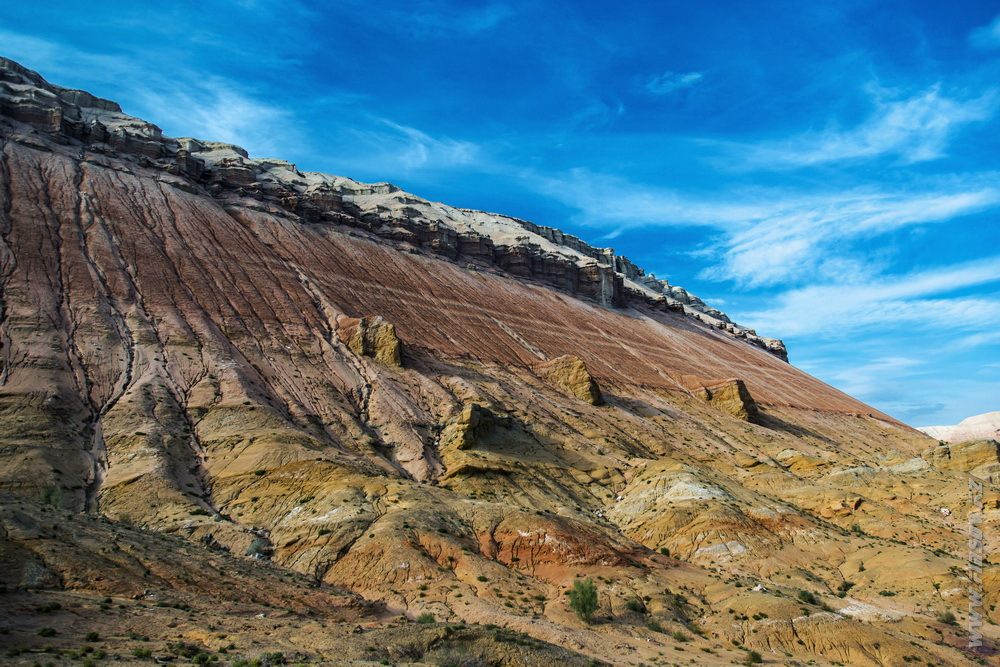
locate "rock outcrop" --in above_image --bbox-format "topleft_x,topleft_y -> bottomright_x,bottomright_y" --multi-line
923,438 -> 1000,480
533,355 -> 603,405
683,376 -> 760,422
439,403 -> 504,451
337,315 -> 403,367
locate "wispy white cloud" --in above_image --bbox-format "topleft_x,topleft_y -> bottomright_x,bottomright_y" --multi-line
407,3 -> 514,36
952,330 -> 1000,350
337,1 -> 515,38
739,86 -> 995,167
566,97 -> 626,131
344,119 -> 480,172
0,29 -> 300,158
527,167 -> 1000,286
131,80 -> 295,156
742,255 -> 1000,337
645,71 -> 703,94
527,168 -> 760,231
969,14 -> 1000,50
827,356 -> 926,402
705,183 -> 1000,285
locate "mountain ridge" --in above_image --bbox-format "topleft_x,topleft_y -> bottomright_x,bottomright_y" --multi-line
0,55 -> 787,362
0,57 -> 996,666
919,411 -> 1000,442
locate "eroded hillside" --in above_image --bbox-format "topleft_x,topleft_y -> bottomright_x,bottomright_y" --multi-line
0,57 -> 997,666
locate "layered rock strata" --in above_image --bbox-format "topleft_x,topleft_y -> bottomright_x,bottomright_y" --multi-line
0,58 -> 996,667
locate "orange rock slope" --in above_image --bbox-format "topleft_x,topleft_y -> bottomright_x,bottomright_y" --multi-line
1,57 -> 997,666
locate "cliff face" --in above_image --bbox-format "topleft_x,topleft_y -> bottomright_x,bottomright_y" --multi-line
0,58 -> 996,666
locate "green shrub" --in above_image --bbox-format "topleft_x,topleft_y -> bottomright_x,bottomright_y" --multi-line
568,578 -> 598,624
39,484 -> 65,507
36,627 -> 56,637
797,590 -> 817,605
672,630 -> 688,642
132,648 -> 153,659
743,650 -> 763,665
246,539 -> 270,559
416,612 -> 435,624
85,632 -> 99,641
936,610 -> 957,625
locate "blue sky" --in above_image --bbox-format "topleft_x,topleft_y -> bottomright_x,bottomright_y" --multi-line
3,0 -> 998,427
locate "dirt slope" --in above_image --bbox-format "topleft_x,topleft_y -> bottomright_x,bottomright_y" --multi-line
0,57 -> 997,666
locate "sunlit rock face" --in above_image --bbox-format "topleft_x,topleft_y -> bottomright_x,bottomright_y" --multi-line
0,57 -> 996,666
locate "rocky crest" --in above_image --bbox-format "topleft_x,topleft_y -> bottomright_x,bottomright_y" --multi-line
0,56 -> 786,362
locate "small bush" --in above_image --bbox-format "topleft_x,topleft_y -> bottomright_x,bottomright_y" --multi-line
672,630 -> 688,642
744,650 -> 763,665
797,590 -> 817,605
936,610 -> 957,625
36,627 -> 56,637
246,539 -> 270,559
416,612 -> 435,624
568,578 -> 598,624
85,632 -> 99,641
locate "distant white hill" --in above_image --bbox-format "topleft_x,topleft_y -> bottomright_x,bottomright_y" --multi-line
918,411 -> 1000,442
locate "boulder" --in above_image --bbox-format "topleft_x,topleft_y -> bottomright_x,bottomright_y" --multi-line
439,403 -> 504,451
533,355 -> 603,405
336,315 -> 402,367
683,376 -> 760,422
